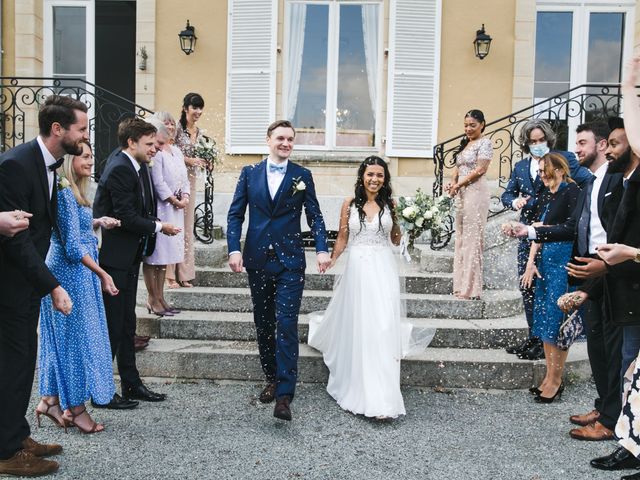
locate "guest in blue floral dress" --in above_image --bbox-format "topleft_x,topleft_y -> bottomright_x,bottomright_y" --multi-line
37,141 -> 120,434
521,153 -> 579,403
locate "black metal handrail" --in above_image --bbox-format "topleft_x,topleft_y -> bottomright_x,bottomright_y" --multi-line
0,76 -> 215,243
430,83 -> 630,249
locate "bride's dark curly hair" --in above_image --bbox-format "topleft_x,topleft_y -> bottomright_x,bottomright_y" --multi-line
351,156 -> 396,233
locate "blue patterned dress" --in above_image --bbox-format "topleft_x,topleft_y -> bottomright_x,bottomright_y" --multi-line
39,187 -> 115,409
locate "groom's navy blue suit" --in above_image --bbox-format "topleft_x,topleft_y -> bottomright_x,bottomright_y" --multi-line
227,159 -> 327,399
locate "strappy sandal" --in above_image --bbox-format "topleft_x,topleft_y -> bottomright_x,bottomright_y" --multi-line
35,398 -> 70,431
178,280 -> 193,288
62,406 -> 104,434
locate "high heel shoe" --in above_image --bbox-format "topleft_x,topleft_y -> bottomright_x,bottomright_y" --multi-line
145,304 -> 173,317
534,383 -> 564,403
529,386 -> 542,396
35,398 -> 69,431
62,406 -> 104,434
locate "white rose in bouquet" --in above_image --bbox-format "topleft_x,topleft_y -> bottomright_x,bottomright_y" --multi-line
415,217 -> 424,228
402,206 -> 417,219
424,210 -> 433,220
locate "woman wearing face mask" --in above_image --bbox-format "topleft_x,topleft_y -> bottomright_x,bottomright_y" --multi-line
445,109 -> 493,300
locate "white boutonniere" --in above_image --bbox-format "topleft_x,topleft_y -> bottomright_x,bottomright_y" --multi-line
148,160 -> 154,168
291,177 -> 306,196
57,176 -> 70,190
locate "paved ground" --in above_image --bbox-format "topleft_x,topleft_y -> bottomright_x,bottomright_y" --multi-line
23,378 -> 629,480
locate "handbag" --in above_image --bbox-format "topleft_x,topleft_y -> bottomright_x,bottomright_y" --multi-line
556,309 -> 583,351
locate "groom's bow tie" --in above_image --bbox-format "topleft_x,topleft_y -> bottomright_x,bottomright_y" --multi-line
49,158 -> 64,171
268,163 -> 286,174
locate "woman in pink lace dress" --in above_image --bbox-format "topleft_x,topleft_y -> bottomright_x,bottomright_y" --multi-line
445,109 -> 493,299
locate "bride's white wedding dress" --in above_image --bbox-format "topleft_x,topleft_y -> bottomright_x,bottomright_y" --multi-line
308,205 -> 410,418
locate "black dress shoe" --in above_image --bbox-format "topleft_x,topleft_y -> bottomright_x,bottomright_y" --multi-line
518,339 -> 545,360
123,384 -> 167,402
591,447 -> 640,471
91,393 -> 139,410
506,337 -> 534,355
273,396 -> 292,421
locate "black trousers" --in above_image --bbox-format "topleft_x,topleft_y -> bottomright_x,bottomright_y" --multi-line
0,296 -> 40,459
583,296 -> 622,430
102,262 -> 142,390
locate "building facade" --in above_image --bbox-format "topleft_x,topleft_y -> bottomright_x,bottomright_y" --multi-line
2,0 -> 639,229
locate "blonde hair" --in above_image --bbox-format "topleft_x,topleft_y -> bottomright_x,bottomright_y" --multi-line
60,140 -> 92,207
540,152 -> 574,190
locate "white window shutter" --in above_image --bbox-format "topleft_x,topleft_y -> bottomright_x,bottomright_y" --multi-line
386,0 -> 441,158
225,0 -> 277,154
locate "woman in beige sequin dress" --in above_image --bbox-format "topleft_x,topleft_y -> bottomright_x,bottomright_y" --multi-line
445,109 -> 493,300
166,93 -> 208,288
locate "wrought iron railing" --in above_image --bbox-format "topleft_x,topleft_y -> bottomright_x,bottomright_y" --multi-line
430,83 -> 628,249
0,76 -> 215,242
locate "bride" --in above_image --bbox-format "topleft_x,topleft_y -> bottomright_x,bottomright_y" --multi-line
308,156 -> 408,419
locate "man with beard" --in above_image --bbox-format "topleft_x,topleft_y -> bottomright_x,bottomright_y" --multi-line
0,95 -> 83,476
510,121 -> 623,441
93,118 -> 180,409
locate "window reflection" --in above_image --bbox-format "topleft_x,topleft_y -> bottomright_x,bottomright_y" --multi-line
587,13 -> 624,84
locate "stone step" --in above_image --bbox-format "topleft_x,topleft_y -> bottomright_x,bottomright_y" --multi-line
133,338 -> 590,390
194,267 -> 453,294
136,309 -> 529,349
194,241 -> 228,268
157,287 -> 522,319
418,248 -> 454,274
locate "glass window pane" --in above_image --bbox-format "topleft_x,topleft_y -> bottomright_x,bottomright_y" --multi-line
587,13 -> 624,84
534,12 -> 572,99
53,6 -> 86,76
289,4 -> 329,146
335,4 -> 378,147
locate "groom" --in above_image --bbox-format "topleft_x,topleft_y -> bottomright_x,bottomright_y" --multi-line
227,120 -> 330,421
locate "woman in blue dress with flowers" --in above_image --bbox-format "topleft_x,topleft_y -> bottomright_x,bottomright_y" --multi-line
521,152 -> 579,403
36,141 -> 119,434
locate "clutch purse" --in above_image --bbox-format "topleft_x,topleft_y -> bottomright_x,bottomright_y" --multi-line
556,309 -> 583,351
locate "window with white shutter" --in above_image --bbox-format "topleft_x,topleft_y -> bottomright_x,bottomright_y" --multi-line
386,0 -> 441,158
225,0 -> 277,154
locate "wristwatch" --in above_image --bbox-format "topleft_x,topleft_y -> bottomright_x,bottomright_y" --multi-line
635,248 -> 640,263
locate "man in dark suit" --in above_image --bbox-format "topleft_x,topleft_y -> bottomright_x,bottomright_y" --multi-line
227,120 -> 330,421
93,117 -> 180,409
501,118 -> 591,359
0,95 -> 87,476
512,121 -> 623,441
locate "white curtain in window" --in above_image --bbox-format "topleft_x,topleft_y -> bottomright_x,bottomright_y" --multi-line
361,4 -> 379,120
285,3 -> 307,120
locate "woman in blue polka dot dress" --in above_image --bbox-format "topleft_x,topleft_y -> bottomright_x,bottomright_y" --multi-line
36,141 -> 118,434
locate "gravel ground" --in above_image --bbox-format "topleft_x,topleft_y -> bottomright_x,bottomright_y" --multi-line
23,378 -> 629,480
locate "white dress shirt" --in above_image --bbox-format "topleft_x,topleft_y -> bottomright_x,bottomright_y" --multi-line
587,162 -> 608,254
36,136 -> 58,199
511,157 -> 538,210
266,157 -> 288,200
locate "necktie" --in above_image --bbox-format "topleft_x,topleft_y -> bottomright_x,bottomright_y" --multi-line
49,158 -> 64,171
268,163 -> 286,174
576,176 -> 595,256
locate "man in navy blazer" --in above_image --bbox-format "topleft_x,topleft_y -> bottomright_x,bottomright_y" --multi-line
501,118 -> 591,359
227,120 -> 330,421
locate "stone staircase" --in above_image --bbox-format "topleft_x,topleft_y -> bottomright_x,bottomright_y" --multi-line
134,236 -> 591,390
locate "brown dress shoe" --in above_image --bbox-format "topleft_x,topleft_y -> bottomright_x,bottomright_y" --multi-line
21,437 -> 62,457
569,421 -> 614,441
259,383 -> 276,404
0,450 -> 59,477
273,396 -> 292,421
570,409 -> 600,426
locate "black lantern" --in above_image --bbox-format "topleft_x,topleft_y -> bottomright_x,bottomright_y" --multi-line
179,20 -> 197,55
473,24 -> 492,60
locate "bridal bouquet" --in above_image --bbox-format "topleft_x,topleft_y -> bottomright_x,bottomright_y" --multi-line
193,134 -> 220,168
395,189 -> 453,250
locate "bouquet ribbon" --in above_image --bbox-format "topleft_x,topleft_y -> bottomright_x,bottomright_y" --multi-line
399,233 -> 412,263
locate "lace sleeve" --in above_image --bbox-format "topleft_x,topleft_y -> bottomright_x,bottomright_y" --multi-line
478,137 -> 493,162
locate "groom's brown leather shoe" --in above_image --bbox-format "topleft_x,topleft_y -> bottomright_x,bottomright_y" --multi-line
21,437 -> 62,457
273,396 -> 292,421
259,383 -> 276,404
0,450 -> 59,476
570,409 -> 600,426
569,421 -> 614,441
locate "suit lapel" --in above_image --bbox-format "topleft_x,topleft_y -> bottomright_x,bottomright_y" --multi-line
31,140 -> 55,221
254,160 -> 274,213
273,163 -> 296,213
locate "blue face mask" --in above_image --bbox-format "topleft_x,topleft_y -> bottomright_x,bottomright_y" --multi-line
529,143 -> 549,158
